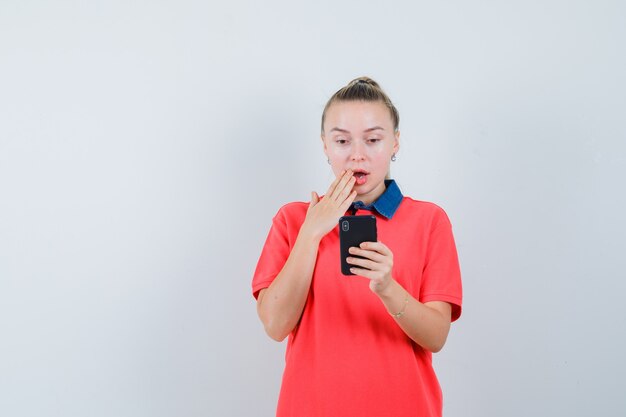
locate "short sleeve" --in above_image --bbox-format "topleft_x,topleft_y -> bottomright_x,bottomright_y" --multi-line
419,210 -> 463,322
251,207 -> 293,299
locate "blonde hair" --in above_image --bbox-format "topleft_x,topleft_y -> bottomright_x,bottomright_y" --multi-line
321,76 -> 400,133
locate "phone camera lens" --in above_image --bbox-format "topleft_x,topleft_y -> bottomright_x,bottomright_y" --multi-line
342,221 -> 349,232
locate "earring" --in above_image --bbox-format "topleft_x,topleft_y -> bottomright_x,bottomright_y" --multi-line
391,154 -> 397,162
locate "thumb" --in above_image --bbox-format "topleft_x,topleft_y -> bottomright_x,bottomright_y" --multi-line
310,191 -> 320,207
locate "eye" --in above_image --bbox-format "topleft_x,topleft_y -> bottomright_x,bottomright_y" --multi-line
367,138 -> 381,144
335,138 -> 348,145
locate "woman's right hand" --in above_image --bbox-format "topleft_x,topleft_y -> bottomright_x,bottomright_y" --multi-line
301,170 -> 357,241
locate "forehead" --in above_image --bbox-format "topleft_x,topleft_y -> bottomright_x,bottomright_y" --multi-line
324,100 -> 393,132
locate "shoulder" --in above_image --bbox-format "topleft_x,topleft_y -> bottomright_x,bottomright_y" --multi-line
271,201 -> 309,226
274,201 -> 309,217
258,201 -> 310,247
396,197 -> 453,229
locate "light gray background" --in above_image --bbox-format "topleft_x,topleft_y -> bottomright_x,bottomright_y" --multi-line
1,1 -> 625,416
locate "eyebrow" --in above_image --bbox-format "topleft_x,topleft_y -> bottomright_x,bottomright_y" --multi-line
329,126 -> 385,133
364,126 -> 385,132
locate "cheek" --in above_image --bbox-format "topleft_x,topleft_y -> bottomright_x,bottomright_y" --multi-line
368,146 -> 389,161
326,148 -> 345,173
328,156 -> 345,174
327,146 -> 350,161
370,149 -> 393,171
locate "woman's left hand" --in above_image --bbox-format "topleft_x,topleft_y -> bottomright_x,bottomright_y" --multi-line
347,241 -> 395,294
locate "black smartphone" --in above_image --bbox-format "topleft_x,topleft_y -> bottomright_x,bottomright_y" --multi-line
339,215 -> 377,275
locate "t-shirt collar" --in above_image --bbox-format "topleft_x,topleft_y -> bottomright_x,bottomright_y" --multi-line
349,179 -> 403,219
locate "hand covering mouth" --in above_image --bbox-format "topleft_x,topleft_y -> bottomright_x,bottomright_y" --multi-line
352,169 -> 370,184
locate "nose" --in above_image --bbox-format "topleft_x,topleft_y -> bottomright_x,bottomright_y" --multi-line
350,141 -> 366,162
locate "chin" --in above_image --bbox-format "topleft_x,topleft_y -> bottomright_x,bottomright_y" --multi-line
354,185 -> 375,196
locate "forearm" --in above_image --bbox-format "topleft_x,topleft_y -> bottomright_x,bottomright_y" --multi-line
376,280 -> 451,352
257,228 -> 321,341
257,172 -> 357,341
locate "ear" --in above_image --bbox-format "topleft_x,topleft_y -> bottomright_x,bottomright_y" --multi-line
321,134 -> 329,158
393,130 -> 400,155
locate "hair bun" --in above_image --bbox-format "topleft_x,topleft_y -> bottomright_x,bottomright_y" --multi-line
352,77 -> 379,88
321,76 -> 399,133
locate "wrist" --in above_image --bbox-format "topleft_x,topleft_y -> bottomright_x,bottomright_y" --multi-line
372,277 -> 396,298
374,279 -> 410,317
387,291 -> 409,319
298,222 -> 324,246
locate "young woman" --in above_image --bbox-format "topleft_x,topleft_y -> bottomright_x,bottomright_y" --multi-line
252,77 -> 462,417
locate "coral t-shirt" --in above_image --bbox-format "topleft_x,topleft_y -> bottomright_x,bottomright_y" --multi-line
252,192 -> 462,417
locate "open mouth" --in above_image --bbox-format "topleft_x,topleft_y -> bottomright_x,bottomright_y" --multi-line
352,170 -> 369,185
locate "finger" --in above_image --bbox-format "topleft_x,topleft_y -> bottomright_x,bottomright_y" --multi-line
338,190 -> 357,212
346,256 -> 378,271
348,246 -> 386,263
327,170 -> 351,201
349,266 -> 375,279
337,176 -> 357,203
325,170 -> 345,196
359,241 -> 392,256
329,170 -> 355,201
350,267 -> 389,285
333,180 -> 356,208
308,191 -> 319,209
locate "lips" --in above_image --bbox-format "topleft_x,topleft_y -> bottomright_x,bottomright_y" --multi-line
352,169 -> 369,185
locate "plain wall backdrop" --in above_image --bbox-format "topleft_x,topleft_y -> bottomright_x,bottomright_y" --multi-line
1,1 -> 625,416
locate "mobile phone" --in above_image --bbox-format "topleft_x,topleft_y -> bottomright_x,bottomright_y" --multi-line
339,215 -> 377,275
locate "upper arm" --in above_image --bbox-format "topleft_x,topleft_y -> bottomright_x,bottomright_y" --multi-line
424,301 -> 452,324
420,209 -> 463,321
252,207 -> 293,301
423,301 -> 453,352
256,288 -> 267,313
